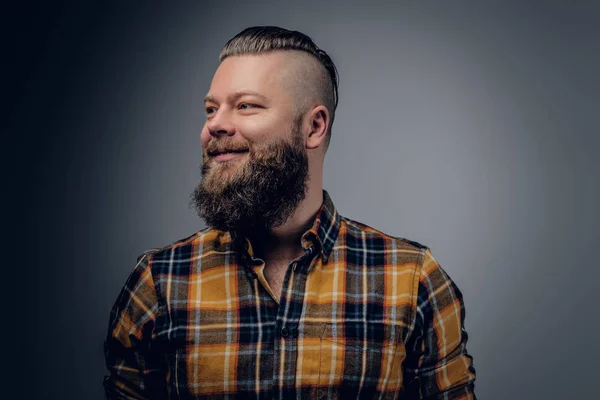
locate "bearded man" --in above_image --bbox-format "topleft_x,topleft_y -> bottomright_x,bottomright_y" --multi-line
104,26 -> 477,399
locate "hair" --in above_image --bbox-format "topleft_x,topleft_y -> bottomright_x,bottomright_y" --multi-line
219,26 -> 339,149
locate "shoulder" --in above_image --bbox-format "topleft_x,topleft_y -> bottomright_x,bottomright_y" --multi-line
337,215 -> 433,272
340,215 -> 429,252
135,227 -> 231,269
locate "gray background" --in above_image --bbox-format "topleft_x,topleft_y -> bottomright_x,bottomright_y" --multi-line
16,1 -> 599,399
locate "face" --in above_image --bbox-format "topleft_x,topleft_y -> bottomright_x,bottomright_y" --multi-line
192,53 -> 310,232
199,53 -> 304,187
201,52 -> 300,168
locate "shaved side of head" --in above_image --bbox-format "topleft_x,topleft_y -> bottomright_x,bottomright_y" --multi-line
280,51 -> 335,148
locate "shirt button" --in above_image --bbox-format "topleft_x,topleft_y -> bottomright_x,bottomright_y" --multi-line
281,327 -> 289,338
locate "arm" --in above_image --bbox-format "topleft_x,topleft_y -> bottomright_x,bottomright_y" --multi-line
403,249 -> 477,399
104,253 -> 167,399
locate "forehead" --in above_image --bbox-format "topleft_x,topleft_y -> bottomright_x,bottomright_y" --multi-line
208,52 -> 291,101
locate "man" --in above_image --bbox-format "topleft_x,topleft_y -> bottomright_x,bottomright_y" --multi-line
104,26 -> 476,399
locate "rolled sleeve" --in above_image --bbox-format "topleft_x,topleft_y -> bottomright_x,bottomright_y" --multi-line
403,249 -> 477,399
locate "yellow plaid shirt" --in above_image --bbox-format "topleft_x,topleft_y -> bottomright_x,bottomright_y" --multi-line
104,191 -> 476,399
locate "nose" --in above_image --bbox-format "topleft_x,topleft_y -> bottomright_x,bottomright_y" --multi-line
205,108 -> 235,138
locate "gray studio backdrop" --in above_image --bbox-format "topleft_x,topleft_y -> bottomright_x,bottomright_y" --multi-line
26,1 -> 599,399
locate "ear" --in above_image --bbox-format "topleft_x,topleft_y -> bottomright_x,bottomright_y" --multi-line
306,105 -> 330,150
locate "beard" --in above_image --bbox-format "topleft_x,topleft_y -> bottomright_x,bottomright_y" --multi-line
191,122 -> 309,234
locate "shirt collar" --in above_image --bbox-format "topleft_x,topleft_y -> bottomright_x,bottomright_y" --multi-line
301,190 -> 341,264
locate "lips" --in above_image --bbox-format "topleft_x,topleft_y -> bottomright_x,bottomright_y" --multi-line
207,149 -> 249,157
206,148 -> 250,163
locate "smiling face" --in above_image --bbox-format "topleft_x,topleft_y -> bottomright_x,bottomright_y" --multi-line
193,51 -> 314,232
200,52 -> 300,183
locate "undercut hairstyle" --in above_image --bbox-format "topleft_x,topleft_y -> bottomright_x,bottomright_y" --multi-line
219,26 -> 339,149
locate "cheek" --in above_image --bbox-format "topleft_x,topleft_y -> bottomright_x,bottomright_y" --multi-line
200,124 -> 211,147
246,120 -> 290,144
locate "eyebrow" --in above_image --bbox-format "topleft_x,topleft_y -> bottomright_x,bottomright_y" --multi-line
204,90 -> 270,104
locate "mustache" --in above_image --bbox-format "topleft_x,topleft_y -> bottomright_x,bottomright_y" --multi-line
205,139 -> 250,156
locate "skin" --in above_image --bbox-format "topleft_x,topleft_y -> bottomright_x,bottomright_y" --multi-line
201,51 -> 331,297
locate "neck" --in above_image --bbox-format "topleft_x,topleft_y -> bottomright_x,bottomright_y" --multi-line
249,186 -> 323,263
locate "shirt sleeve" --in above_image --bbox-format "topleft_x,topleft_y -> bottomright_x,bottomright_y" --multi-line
402,249 -> 477,399
103,253 -> 167,399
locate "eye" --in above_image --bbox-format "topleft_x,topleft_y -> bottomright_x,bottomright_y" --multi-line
205,106 -> 217,115
238,103 -> 259,110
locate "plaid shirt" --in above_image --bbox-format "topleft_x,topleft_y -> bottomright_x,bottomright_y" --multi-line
104,191 -> 476,399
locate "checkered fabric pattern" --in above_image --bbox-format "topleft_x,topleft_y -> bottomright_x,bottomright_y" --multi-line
104,191 -> 476,399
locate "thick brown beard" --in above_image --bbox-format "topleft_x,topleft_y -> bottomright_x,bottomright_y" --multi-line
191,125 -> 308,234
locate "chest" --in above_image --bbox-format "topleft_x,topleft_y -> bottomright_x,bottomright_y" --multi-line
154,261 -> 418,399
262,261 -> 288,301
